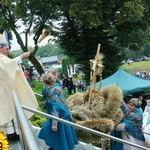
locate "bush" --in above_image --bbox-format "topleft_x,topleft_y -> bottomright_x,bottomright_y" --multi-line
29,81 -> 46,127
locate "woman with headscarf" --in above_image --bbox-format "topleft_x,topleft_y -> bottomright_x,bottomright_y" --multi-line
38,73 -> 78,150
111,98 -> 145,150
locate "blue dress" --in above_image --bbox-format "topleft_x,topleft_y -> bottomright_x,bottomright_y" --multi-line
38,86 -> 78,150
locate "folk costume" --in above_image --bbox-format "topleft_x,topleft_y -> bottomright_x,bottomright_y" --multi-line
111,99 -> 145,150
38,85 -> 78,150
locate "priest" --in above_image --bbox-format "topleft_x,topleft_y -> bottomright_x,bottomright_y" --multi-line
0,31 -> 38,140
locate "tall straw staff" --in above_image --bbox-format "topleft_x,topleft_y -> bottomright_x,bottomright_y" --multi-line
88,43 -> 104,108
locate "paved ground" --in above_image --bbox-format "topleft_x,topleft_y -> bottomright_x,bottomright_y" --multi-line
9,125 -> 101,150
9,140 -> 100,150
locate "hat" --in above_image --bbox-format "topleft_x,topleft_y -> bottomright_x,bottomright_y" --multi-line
0,30 -> 9,47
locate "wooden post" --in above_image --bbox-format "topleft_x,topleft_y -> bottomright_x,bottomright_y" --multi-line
88,43 -> 101,108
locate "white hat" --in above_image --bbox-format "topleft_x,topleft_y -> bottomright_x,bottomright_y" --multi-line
0,30 -> 9,47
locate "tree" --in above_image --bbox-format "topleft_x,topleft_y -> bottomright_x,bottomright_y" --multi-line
143,45 -> 150,57
1,0 -> 150,83
0,11 -> 12,40
35,43 -> 64,57
0,0 -> 60,75
57,0 -> 150,82
61,57 -> 74,77
62,59 -> 68,77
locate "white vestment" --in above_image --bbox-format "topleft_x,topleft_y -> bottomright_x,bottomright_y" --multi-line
143,105 -> 150,143
0,53 -> 38,128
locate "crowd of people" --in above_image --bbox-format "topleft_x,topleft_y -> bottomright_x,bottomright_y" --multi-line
135,70 -> 150,79
62,75 -> 86,95
22,65 -> 87,96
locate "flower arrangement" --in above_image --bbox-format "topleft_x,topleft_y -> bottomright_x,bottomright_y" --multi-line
0,131 -> 9,150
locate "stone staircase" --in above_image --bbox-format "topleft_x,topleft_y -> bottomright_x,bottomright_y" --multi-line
9,125 -> 101,150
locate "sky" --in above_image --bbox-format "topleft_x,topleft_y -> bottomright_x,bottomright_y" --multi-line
9,20 -> 57,51
11,32 -> 28,51
10,32 -> 50,51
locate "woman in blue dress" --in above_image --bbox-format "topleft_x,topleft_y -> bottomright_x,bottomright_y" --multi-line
38,73 -> 78,150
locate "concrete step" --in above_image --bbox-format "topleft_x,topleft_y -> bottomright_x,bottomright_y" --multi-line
9,125 -> 102,150
9,140 -> 22,150
78,142 -> 96,150
32,125 -> 101,150
75,142 -> 100,150
9,140 -> 100,150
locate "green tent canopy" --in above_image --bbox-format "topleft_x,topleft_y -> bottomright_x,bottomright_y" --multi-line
94,69 -> 150,94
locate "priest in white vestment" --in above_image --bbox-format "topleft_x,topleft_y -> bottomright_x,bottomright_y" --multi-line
0,31 -> 38,140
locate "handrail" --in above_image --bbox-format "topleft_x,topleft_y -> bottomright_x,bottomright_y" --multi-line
34,92 -> 150,135
12,90 -> 40,150
22,104 -> 149,150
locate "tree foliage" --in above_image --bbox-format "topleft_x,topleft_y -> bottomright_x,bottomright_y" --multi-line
57,0 -> 150,82
0,0 -> 150,83
0,0 -> 60,75
36,43 -> 63,57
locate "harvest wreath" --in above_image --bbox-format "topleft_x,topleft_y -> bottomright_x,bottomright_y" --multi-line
0,131 -> 9,150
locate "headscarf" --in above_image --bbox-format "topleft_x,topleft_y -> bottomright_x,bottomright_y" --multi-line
46,86 -> 70,119
121,99 -> 145,141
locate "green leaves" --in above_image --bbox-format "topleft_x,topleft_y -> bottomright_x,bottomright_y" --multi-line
117,1 -> 145,23
69,0 -> 103,28
0,0 -> 150,82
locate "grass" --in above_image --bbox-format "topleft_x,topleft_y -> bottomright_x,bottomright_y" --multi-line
121,60 -> 150,75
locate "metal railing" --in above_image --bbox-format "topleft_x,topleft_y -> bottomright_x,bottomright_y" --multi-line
22,105 -> 149,150
12,91 -> 149,150
35,92 -> 149,149
12,90 -> 40,150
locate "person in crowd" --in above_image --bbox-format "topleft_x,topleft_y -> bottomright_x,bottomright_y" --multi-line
62,75 -> 69,90
138,95 -> 146,111
21,64 -> 25,71
26,65 -> 34,83
72,80 -> 76,93
0,32 -> 38,140
67,77 -> 74,95
138,95 -> 143,107
24,69 -> 30,83
38,73 -> 78,150
142,99 -> 150,146
111,98 -> 145,150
